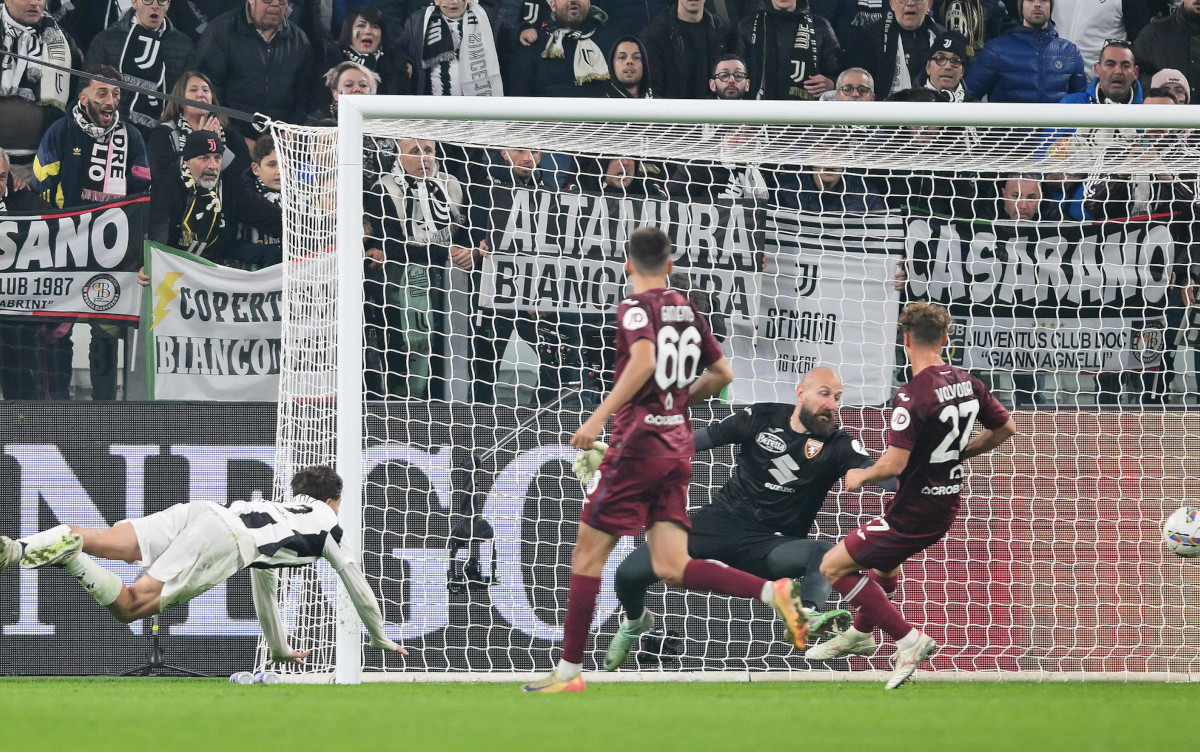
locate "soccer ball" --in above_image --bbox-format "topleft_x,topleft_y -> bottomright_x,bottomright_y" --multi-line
1163,507 -> 1200,558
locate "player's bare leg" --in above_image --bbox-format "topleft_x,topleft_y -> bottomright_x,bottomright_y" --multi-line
523,522 -> 618,693
17,522 -> 151,622
812,541 -> 936,688
646,521 -> 809,650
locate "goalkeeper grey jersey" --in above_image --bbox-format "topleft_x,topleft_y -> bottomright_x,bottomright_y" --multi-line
221,493 -> 344,569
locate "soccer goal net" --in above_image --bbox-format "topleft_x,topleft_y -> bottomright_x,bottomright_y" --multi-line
268,98 -> 1200,683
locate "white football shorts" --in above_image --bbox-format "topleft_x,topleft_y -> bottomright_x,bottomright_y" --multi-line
124,501 -> 253,610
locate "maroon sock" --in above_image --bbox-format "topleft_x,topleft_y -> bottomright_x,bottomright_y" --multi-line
833,574 -> 913,642
561,573 -> 601,665
852,610 -> 875,634
870,570 -> 900,599
682,558 -> 768,600
854,572 -> 900,633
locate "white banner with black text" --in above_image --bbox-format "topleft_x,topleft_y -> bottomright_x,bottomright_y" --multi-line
143,242 -> 282,400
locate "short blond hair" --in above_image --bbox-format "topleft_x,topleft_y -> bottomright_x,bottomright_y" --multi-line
325,61 -> 381,94
899,301 -> 953,346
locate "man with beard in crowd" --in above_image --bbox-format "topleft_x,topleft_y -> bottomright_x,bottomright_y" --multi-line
148,129 -> 282,266
30,65 -> 151,400
710,53 -> 749,99
589,367 -> 898,670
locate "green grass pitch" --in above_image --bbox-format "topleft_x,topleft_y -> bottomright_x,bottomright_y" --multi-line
2,677 -> 1198,750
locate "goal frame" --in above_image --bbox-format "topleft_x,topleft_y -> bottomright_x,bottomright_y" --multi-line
322,97 -> 1200,685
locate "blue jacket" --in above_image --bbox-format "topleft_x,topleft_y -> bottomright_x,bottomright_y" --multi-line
31,114 -> 152,209
965,23 -> 1087,103
1059,75 -> 1145,105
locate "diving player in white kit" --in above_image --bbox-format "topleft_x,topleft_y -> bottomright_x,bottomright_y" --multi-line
0,465 -> 405,662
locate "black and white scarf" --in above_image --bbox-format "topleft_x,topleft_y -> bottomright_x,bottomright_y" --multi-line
342,46 -> 382,70
882,10 -> 937,94
117,21 -> 168,130
420,2 -> 503,96
180,169 -> 223,256
72,102 -> 130,202
383,163 -> 457,246
541,8 -> 610,86
923,77 -> 966,102
1,5 -> 71,109
172,115 -> 194,153
749,6 -> 818,100
254,176 -> 280,206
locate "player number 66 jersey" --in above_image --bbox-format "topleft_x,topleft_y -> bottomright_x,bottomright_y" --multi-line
608,288 -> 724,459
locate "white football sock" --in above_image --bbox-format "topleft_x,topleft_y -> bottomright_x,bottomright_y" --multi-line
555,659 -> 582,681
62,553 -> 123,606
20,524 -> 71,551
759,581 -> 775,604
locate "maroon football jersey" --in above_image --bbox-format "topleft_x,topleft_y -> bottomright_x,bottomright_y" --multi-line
607,289 -> 724,459
884,363 -> 1010,533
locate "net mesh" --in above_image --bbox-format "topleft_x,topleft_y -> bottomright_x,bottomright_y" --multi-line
270,110 -> 1200,679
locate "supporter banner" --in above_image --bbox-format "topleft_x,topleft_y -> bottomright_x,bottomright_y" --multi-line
732,211 -> 904,406
905,217 -> 1173,372
143,242 -> 282,400
477,190 -> 763,331
0,195 -> 148,322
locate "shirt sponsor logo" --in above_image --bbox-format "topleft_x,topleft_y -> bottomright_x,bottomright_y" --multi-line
622,307 -> 648,330
755,431 -> 788,453
921,484 -> 962,495
804,438 -> 823,458
891,407 -> 911,431
644,413 -> 686,426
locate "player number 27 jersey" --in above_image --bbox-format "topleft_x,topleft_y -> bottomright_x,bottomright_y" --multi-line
608,288 -> 724,459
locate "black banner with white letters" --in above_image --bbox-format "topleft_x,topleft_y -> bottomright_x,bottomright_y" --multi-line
0,195 -> 148,323
904,216 -> 1173,372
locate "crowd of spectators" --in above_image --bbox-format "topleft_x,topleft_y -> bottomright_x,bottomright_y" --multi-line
1,0 -> 1197,404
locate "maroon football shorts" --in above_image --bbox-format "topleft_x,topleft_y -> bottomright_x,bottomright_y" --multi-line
581,454 -> 692,537
843,514 -> 952,572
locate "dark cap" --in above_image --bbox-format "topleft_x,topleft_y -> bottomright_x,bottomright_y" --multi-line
182,130 -> 224,161
929,32 -> 968,63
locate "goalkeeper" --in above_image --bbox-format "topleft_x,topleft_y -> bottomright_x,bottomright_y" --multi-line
0,465 -> 405,664
574,367 -> 896,670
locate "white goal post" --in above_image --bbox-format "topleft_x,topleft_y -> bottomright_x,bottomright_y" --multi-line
269,97 -> 1200,684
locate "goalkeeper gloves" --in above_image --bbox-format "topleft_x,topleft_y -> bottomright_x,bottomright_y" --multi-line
572,441 -> 608,484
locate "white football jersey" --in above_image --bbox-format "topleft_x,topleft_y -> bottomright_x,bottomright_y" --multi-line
222,493 -> 343,569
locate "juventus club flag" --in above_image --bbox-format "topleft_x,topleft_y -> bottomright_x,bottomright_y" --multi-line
143,241 -> 283,400
904,216 -> 1173,373
0,195 -> 148,322
730,210 -> 904,407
